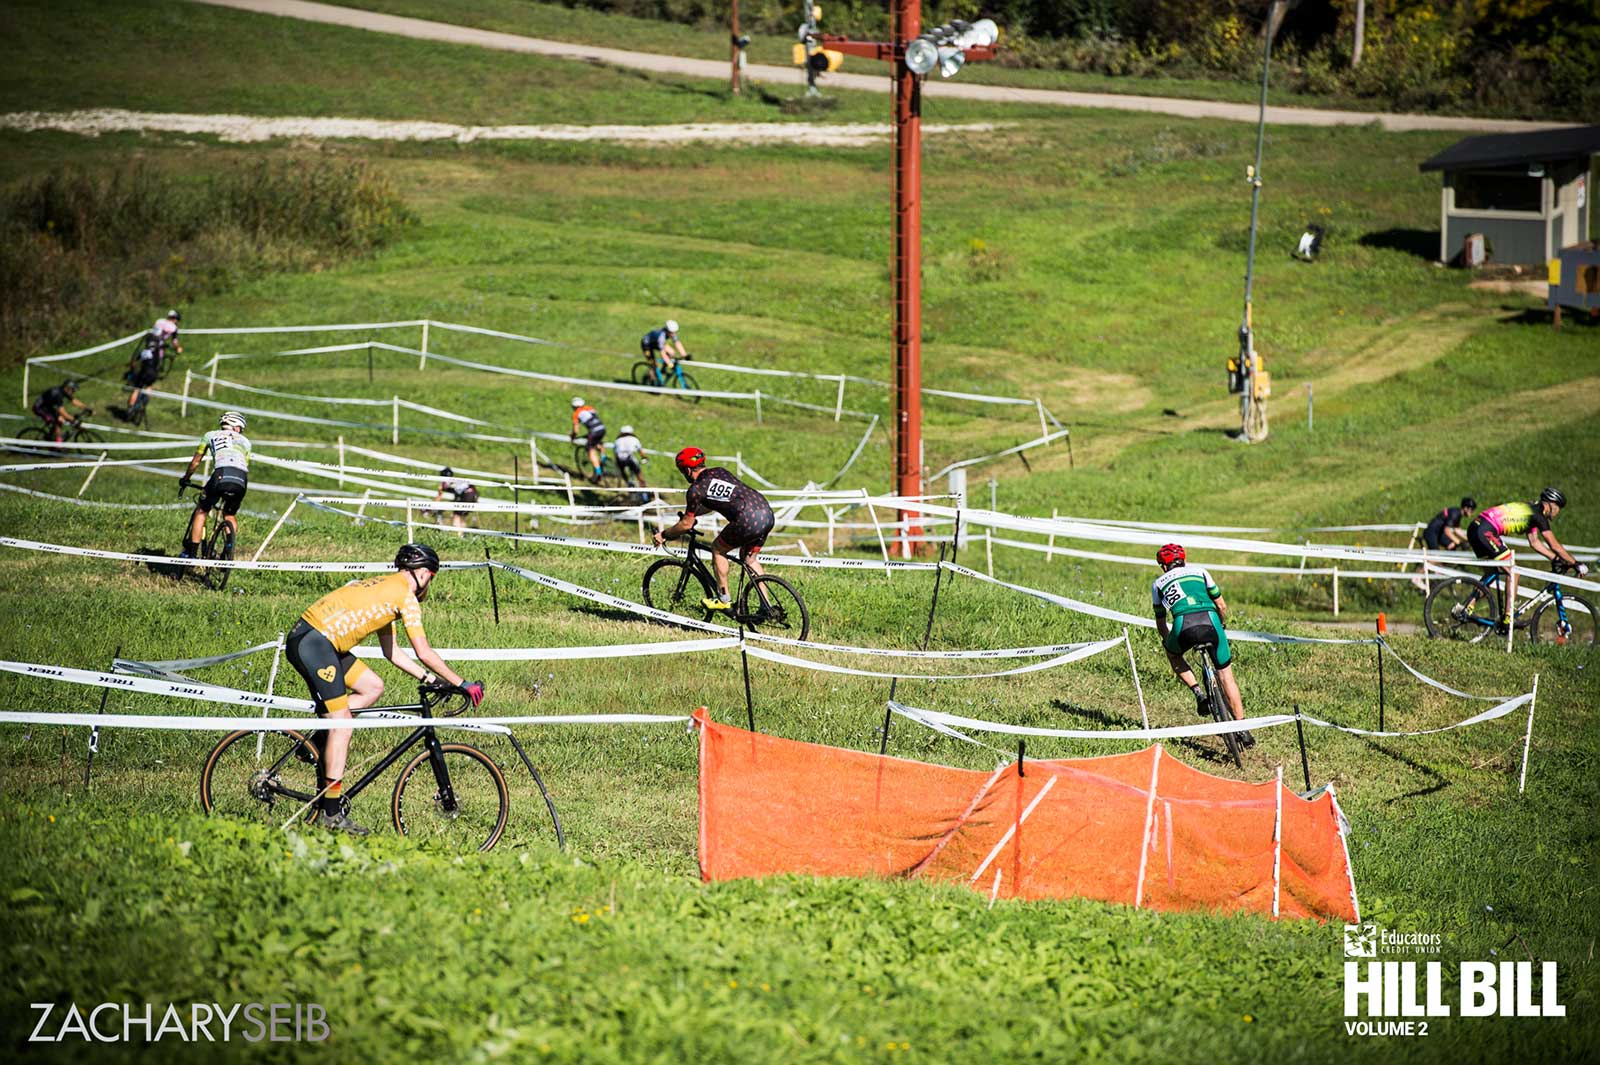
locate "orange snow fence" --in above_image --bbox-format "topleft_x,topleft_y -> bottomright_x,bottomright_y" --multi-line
695,711 -> 1358,921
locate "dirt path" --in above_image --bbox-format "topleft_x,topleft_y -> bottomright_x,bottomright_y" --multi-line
0,108 -> 1003,146
195,0 -> 1564,134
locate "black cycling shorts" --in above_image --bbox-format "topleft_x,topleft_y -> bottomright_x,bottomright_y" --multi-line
1467,518 -> 1510,561
128,363 -> 159,388
718,510 -> 775,553
1421,519 -> 1448,551
285,620 -> 371,714
451,486 -> 479,516
617,456 -> 642,477
584,427 -> 606,447
1163,610 -> 1232,668
199,469 -> 248,517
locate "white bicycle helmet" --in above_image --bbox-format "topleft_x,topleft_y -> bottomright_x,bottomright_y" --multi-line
219,411 -> 246,432
665,319 -> 679,334
571,397 -> 585,408
619,425 -> 634,436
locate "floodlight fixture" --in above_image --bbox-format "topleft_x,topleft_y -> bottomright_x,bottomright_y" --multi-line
905,35 -> 939,75
937,46 -> 965,78
960,19 -> 999,47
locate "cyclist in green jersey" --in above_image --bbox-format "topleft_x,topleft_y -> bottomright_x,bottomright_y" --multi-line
1151,543 -> 1252,747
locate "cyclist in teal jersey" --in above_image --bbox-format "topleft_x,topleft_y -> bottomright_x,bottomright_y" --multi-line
1151,543 -> 1252,746
1466,488 -> 1586,627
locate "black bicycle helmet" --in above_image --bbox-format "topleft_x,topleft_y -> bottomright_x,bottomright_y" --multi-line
1461,496 -> 1476,511
394,543 -> 441,572
1539,487 -> 1567,508
439,467 -> 453,477
61,380 -> 78,395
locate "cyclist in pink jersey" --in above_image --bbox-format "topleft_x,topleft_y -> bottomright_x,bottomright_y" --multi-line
1466,488 -> 1587,627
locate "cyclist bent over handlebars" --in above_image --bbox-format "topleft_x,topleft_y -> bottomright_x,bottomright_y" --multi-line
653,447 -> 775,614
284,544 -> 486,835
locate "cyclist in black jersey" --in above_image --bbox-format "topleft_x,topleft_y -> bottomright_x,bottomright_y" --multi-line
1422,497 -> 1476,551
32,381 -> 88,441
653,446 -> 775,611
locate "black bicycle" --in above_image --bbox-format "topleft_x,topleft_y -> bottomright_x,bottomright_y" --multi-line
1423,561 -> 1597,651
199,683 -> 560,852
180,483 -> 236,591
643,528 -> 809,641
1195,643 -> 1244,769
17,411 -> 99,444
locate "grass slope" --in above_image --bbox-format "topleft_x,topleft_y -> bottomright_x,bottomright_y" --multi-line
2,5 -> 1598,1063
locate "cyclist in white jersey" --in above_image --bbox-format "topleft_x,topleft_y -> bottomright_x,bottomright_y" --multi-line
613,426 -> 647,487
177,411 -> 252,558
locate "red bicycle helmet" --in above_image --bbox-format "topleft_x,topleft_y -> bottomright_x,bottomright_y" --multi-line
675,446 -> 706,473
1156,543 -> 1185,568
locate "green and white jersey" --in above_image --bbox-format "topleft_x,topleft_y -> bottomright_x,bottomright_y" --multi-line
1151,564 -> 1221,618
198,429 -> 252,473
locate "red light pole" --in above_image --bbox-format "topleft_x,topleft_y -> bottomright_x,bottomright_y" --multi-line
822,3 -> 995,555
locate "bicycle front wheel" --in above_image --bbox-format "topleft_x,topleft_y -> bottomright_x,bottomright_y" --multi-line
642,558 -> 715,621
675,369 -> 701,404
200,728 -> 322,825
738,573 -> 810,642
1202,653 -> 1241,769
391,743 -> 509,852
71,425 -> 102,443
1424,576 -> 1498,642
1530,592 -> 1598,651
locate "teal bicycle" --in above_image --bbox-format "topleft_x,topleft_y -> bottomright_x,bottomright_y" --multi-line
631,354 -> 700,403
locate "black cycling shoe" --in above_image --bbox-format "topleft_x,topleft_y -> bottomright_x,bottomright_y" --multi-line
1239,730 -> 1256,749
319,806 -> 369,837
1194,690 -> 1211,717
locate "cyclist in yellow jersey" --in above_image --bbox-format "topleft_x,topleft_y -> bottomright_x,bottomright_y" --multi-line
1465,488 -> 1586,629
285,543 -> 485,835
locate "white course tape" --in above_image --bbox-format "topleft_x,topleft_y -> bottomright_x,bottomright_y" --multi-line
1376,638 -> 1511,702
0,457 -> 187,473
0,710 -> 688,732
0,482 -> 194,511
893,689 -> 1534,743
743,637 -> 1123,680
114,641 -> 281,675
0,536 -> 478,572
927,428 -> 1071,481
941,561 -> 1376,646
353,637 -> 740,661
0,658 -> 313,711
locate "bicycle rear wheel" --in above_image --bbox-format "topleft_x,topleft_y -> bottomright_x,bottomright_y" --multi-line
200,728 -> 322,825
737,573 -> 810,642
391,742 -> 509,852
15,426 -> 48,441
1424,576 -> 1498,642
1202,651 -> 1241,769
202,522 -> 234,591
642,558 -> 716,622
631,361 -> 660,387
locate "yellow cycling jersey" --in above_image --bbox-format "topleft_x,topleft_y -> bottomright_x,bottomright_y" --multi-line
300,571 -> 425,652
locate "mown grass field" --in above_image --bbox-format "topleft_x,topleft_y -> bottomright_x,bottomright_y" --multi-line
2,2 -> 1597,1062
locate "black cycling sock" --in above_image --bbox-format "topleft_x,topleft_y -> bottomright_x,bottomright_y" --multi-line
181,538 -> 197,555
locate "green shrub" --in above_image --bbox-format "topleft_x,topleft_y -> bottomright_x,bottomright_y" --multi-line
0,160 -> 414,363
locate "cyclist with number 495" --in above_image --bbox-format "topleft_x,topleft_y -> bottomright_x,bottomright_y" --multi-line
1152,543 -> 1253,747
285,544 -> 485,835
653,447 -> 774,613
1465,488 -> 1587,627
